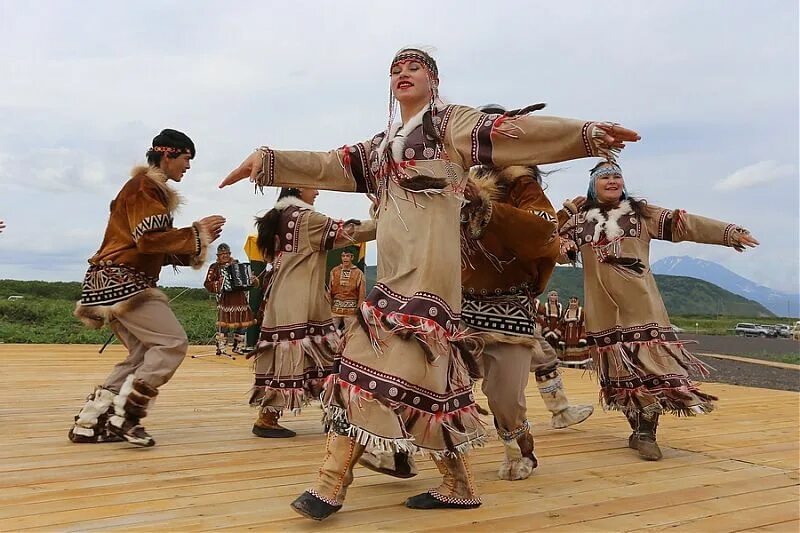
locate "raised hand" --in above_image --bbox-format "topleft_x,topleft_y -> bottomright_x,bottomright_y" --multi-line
735,232 -> 760,253
198,215 -> 226,242
560,237 -> 578,257
570,196 -> 587,211
594,123 -> 641,149
219,151 -> 262,189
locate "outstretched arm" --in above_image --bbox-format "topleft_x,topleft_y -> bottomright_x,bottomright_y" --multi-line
220,141 -> 377,194
446,105 -> 640,168
644,204 -> 759,252
306,211 -> 376,252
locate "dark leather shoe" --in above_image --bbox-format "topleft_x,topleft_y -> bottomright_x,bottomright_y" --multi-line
405,491 -> 481,510
636,436 -> 663,461
290,491 -> 342,521
252,425 -> 296,438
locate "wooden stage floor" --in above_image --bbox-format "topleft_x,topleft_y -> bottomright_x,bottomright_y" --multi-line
1,344 -> 798,532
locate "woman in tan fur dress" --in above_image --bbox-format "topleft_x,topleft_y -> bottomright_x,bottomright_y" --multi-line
559,161 -> 759,461
221,48 -> 640,520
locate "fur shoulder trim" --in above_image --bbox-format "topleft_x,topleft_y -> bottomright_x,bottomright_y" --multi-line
469,165 -> 538,201
585,199 -> 633,242
378,102 -> 448,163
74,288 -> 169,329
274,196 -> 315,212
131,165 -> 183,213
390,105 -> 429,163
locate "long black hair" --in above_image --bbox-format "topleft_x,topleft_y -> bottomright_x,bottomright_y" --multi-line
254,188 -> 301,261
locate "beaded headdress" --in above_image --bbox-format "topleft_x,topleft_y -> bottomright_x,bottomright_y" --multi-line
587,162 -> 628,201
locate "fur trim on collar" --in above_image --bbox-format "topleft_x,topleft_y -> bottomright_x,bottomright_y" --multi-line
274,196 -> 315,212
131,165 -> 183,213
584,199 -> 633,242
378,102 -> 447,163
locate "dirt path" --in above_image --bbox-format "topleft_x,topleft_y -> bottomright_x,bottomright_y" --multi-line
679,333 -> 798,359
694,354 -> 799,393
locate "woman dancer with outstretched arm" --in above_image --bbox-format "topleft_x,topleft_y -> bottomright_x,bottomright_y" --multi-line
220,48 -> 640,521
559,161 -> 758,461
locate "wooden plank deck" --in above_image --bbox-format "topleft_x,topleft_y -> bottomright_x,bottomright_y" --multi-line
0,344 -> 797,532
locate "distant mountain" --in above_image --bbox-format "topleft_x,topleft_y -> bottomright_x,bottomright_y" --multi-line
545,267 -> 773,317
364,265 -> 773,317
652,256 -> 798,317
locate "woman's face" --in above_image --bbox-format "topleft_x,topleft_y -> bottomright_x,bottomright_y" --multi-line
390,60 -> 435,106
548,292 -> 559,303
594,167 -> 625,204
299,188 -> 319,205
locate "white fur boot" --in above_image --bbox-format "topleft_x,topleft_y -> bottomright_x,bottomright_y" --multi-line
536,370 -> 594,429
497,430 -> 537,481
358,447 -> 418,479
69,387 -> 123,443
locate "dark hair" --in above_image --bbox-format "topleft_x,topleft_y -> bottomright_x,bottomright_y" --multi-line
393,48 -> 438,78
254,188 -> 302,261
146,129 -> 196,167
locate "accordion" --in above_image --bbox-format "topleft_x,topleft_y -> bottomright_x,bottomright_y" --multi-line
222,262 -> 253,293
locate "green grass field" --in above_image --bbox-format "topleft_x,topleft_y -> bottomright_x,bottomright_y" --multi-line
670,315 -> 798,336
1,279 -> 797,345
0,282 -> 218,344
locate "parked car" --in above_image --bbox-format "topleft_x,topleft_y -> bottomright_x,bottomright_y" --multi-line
734,323 -> 771,337
792,321 -> 800,341
758,325 -> 780,338
774,324 -> 792,338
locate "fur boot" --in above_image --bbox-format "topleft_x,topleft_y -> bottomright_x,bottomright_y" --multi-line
625,410 -> 639,449
405,453 -> 482,510
108,374 -> 158,447
358,447 -> 418,479
536,366 -> 594,429
232,333 -> 246,354
290,433 -> 365,520
633,412 -> 662,461
498,429 -> 538,481
68,387 -> 124,443
215,332 -> 227,355
252,406 -> 296,438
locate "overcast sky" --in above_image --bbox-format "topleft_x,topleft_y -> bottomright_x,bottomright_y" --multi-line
0,0 -> 797,294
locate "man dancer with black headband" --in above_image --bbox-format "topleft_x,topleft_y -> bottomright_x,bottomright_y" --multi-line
70,129 -> 225,447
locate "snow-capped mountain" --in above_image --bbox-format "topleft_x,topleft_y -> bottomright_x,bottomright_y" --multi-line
651,256 -> 799,317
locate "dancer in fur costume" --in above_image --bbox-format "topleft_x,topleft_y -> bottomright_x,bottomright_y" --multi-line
559,296 -> 592,367
71,129 -> 224,447
248,187 -> 375,438
204,243 -> 257,355
328,249 -> 367,331
538,290 -> 564,350
360,159 -> 596,482
220,48 -> 639,520
559,161 -> 758,460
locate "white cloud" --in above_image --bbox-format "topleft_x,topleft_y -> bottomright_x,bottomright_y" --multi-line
714,160 -> 796,191
0,0 -> 797,296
